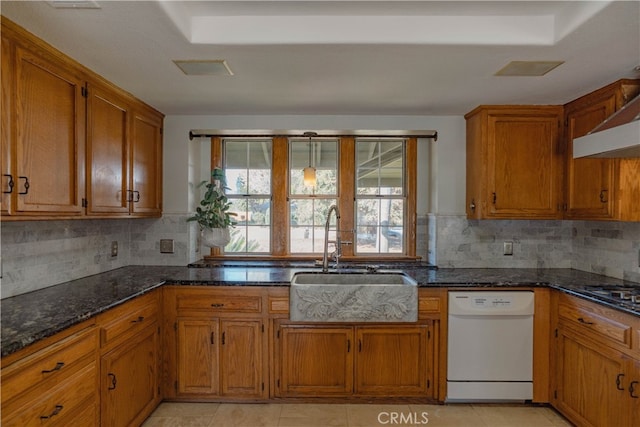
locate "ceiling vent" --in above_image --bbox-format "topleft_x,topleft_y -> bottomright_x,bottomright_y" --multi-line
173,60 -> 234,76
495,61 -> 564,76
47,0 -> 100,9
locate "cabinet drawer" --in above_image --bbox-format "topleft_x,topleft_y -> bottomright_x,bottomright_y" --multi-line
558,295 -> 632,350
98,291 -> 159,348
1,326 -> 97,404
177,294 -> 262,313
2,363 -> 97,427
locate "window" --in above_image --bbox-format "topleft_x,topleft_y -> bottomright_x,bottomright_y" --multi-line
223,138 -> 272,253
355,139 -> 405,254
211,135 -> 418,259
289,137 -> 338,253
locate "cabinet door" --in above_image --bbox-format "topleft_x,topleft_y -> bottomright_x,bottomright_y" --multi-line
555,328 -> 627,427
488,113 -> 562,218
101,324 -> 159,427
130,108 -> 162,216
86,83 -> 130,215
176,319 -> 219,396
629,358 -> 640,427
565,95 -> 616,219
278,325 -> 353,396
355,326 -> 429,396
14,45 -> 84,215
1,34 -> 13,215
220,319 -> 265,398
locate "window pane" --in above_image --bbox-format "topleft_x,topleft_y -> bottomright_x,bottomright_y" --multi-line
226,198 -> 271,253
357,139 -> 403,195
225,139 -> 271,195
290,198 -> 336,253
290,138 -> 338,195
356,198 -> 404,253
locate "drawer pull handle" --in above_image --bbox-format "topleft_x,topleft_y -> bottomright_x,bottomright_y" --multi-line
40,405 -> 63,420
616,373 -> 625,391
577,317 -> 594,325
131,316 -> 145,323
630,381 -> 639,399
108,373 -> 117,390
18,176 -> 30,195
3,174 -> 14,194
42,361 -> 65,374
222,332 -> 226,345
211,303 -> 225,308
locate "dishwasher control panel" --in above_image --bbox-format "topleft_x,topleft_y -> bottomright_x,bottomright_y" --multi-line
449,291 -> 534,315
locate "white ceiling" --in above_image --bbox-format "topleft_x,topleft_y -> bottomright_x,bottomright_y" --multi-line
2,0 -> 639,116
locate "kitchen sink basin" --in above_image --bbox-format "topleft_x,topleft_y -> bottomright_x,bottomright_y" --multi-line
289,272 -> 418,322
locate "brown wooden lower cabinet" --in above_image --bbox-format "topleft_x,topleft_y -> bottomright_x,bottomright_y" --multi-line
97,290 -> 161,427
100,324 -> 160,427
274,320 -> 434,398
552,292 -> 640,427
175,317 -> 265,399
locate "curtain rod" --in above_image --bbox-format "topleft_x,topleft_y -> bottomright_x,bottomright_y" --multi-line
189,130 -> 438,141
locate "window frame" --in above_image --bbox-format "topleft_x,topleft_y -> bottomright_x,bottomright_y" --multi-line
207,135 -> 418,260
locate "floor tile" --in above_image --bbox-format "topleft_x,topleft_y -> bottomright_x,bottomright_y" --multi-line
279,403 -> 348,426
209,403 -> 283,427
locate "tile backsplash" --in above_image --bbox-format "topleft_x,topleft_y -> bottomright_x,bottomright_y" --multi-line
427,214 -> 640,282
0,214 -> 195,298
1,213 -> 639,298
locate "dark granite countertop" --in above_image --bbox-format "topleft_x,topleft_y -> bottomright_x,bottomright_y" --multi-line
2,263 -> 639,358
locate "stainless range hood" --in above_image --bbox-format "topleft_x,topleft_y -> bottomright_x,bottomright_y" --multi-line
573,93 -> 640,158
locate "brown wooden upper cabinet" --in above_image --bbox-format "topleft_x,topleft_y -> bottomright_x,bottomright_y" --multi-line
563,79 -> 640,221
86,83 -> 163,217
0,17 -> 163,220
465,106 -> 564,219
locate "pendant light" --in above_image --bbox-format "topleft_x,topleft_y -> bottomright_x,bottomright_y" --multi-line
303,131 -> 317,187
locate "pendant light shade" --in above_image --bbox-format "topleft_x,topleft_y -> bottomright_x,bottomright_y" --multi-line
303,132 -> 317,187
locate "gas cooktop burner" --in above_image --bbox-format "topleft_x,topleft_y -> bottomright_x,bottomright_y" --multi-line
580,284 -> 640,306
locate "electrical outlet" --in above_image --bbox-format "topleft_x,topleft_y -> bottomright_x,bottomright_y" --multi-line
111,241 -> 118,257
160,239 -> 174,254
503,241 -> 513,256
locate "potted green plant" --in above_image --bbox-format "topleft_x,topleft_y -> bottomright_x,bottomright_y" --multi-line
188,167 -> 236,247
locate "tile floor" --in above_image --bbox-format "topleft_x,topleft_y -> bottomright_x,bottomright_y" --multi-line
142,402 -> 573,427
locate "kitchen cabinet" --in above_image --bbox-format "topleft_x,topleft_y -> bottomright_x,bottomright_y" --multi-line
276,324 -> 354,396
274,322 -> 432,398
85,82 -> 130,215
1,33 -> 13,215
1,322 -> 99,427
465,106 -> 564,219
86,82 -> 163,216
552,292 -> 640,427
129,105 -> 163,216
564,79 -> 640,220
97,290 -> 161,427
0,17 -> 163,220
163,286 -> 268,401
1,22 -> 85,217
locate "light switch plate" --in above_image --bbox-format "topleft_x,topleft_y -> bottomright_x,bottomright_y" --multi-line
503,241 -> 513,256
160,239 -> 174,254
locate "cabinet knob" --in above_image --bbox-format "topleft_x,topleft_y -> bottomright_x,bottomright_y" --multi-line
599,190 -> 608,203
469,199 -> 476,212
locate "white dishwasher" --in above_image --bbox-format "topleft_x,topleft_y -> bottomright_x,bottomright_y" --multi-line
447,291 -> 534,402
